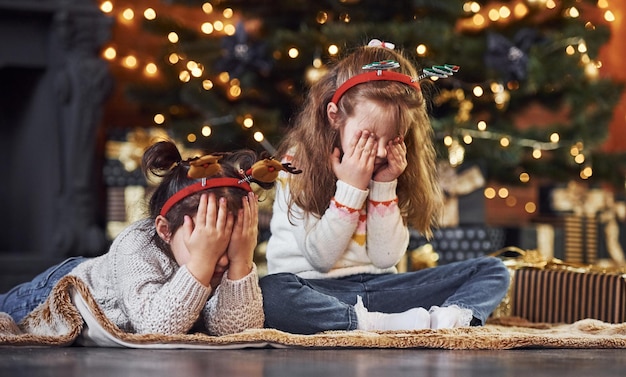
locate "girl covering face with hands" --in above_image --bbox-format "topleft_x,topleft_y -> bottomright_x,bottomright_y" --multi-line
260,40 -> 510,334
0,140 -> 277,336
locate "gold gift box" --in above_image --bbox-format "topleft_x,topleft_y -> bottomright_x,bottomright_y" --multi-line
492,247 -> 626,324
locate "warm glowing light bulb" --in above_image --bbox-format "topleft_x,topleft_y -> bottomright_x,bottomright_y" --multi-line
100,1 -> 113,13
328,45 -> 339,55
604,10 -> 615,22
254,132 -> 264,142
575,154 -> 585,164
243,117 -> 254,128
201,22 -> 214,34
122,8 -> 134,21
472,14 -> 485,26
550,133 -> 560,143
224,24 -> 236,35
168,32 -> 179,43
513,3 -> 528,18
202,80 -> 213,90
316,11 -> 328,24
499,6 -> 511,18
488,8 -> 500,21
144,8 -> 156,20
154,114 -> 165,125
532,148 -> 542,159
145,63 -> 158,75
519,172 -> 530,183
288,48 -> 299,58
202,3 -> 213,14
168,53 -> 180,64
202,126 -> 212,137
218,72 -> 230,83
123,55 -> 137,68
103,47 -> 116,60
229,85 -> 241,97
179,71 -> 191,82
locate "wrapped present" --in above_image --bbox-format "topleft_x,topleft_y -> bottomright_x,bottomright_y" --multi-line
438,162 -> 486,227
545,181 -> 626,265
514,220 -> 564,260
491,247 -> 626,324
409,226 -> 505,266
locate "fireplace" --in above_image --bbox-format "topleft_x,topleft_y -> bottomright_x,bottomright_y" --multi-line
0,0 -> 112,290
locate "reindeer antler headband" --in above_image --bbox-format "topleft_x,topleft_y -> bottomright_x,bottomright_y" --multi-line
330,39 -> 459,105
160,154 -> 301,217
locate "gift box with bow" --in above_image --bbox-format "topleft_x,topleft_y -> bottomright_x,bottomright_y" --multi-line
491,247 -> 626,324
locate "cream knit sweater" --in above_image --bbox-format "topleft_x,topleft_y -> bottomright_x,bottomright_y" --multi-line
69,219 -> 264,336
266,171 -> 410,279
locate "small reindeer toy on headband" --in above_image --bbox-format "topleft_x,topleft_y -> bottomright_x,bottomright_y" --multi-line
160,154 -> 302,217
240,157 -> 302,184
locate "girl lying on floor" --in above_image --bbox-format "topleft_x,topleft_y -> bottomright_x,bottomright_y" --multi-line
0,140 -> 292,336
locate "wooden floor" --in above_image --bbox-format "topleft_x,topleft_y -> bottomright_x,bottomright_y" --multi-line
0,347 -> 623,376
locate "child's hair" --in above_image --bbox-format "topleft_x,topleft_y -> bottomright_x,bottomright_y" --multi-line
141,140 -> 272,250
276,42 -> 442,237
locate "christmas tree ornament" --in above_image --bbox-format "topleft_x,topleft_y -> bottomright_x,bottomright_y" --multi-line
214,18 -> 273,79
484,28 -> 541,82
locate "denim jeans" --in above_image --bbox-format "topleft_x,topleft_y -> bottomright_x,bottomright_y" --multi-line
0,257 -> 86,323
259,256 -> 510,334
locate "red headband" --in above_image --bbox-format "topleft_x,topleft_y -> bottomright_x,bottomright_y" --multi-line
330,70 -> 420,105
159,177 -> 252,217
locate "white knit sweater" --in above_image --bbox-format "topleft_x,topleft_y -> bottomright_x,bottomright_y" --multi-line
266,171 -> 410,279
69,219 -> 264,336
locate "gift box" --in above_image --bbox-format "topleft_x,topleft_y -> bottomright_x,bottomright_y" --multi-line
438,162 -> 486,227
409,226 -> 505,265
492,247 -> 626,324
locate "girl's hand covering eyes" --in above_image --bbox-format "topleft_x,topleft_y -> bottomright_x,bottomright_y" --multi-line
225,191 -> 258,280
330,130 -> 378,190
183,193 -> 234,286
373,136 -> 407,182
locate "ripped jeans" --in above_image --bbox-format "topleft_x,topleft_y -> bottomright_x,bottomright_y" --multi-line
260,256 -> 510,335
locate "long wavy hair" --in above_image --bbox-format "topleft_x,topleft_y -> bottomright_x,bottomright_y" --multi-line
276,43 -> 442,237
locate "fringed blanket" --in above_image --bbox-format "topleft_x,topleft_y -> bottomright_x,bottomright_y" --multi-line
2,275 -> 626,349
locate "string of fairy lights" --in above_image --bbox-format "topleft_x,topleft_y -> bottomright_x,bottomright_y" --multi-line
99,0 -> 618,215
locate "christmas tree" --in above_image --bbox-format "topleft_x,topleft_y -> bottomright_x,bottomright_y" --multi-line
102,0 -> 625,187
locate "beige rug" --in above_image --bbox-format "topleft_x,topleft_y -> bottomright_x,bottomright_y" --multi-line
2,275 -> 626,350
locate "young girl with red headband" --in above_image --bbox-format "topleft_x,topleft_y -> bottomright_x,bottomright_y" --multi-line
0,140 -> 281,336
260,40 -> 511,334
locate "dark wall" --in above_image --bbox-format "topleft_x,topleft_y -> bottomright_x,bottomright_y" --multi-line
0,2 -> 113,288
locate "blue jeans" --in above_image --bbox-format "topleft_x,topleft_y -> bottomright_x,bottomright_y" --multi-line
0,257 -> 86,323
259,256 -> 510,334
